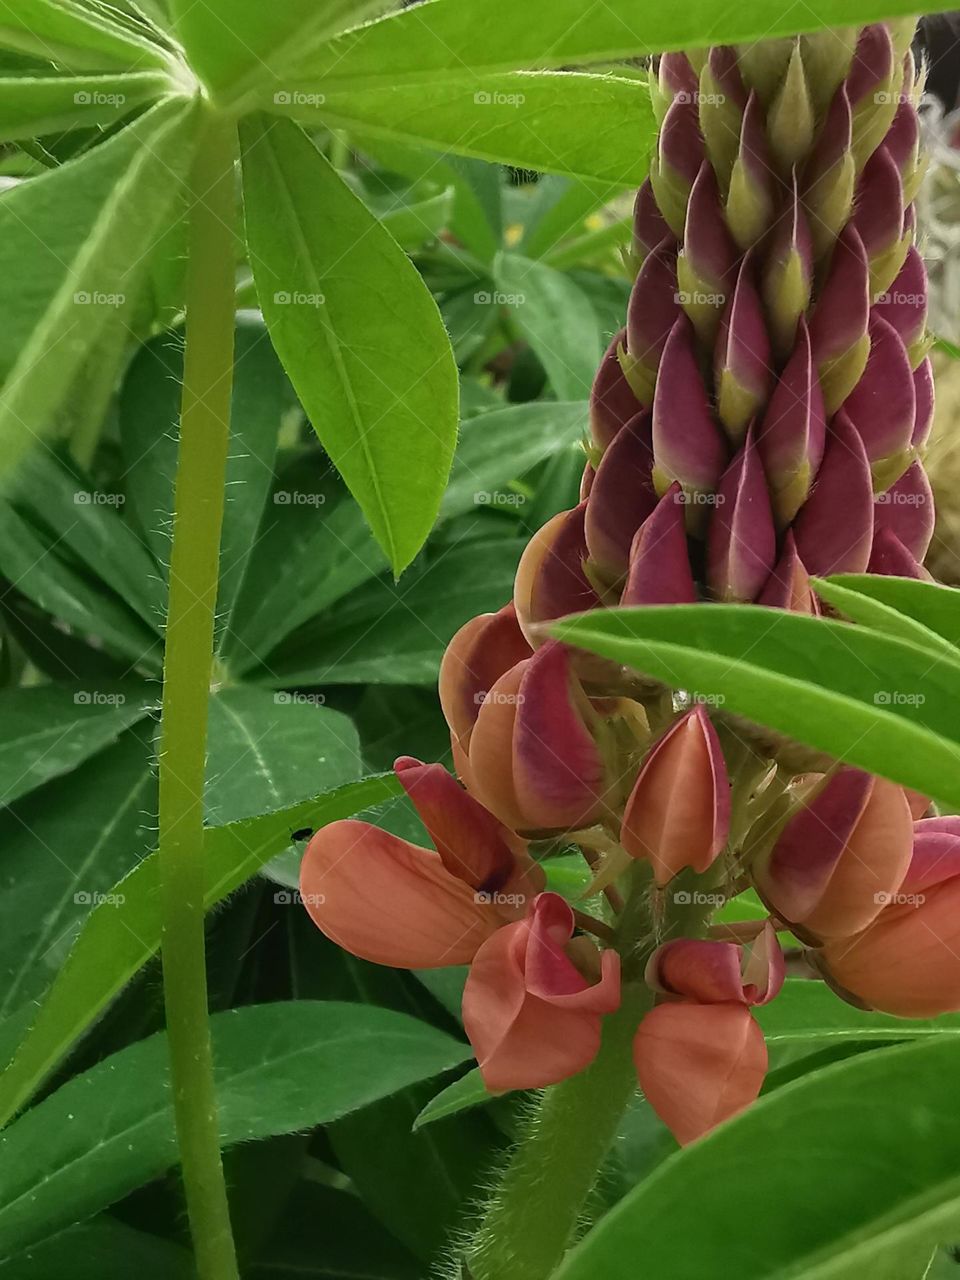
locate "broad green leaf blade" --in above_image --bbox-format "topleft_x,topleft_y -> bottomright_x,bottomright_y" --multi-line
555,1037 -> 960,1280
0,70 -> 169,140
241,115 -> 458,574
260,538 -> 525,685
227,401 -> 586,673
755,981 -> 960,1046
205,685 -> 362,825
0,98 -> 197,478
119,315 -> 289,635
0,1001 -> 470,1260
0,1218 -> 195,1279
813,576 -> 960,662
276,72 -> 654,185
0,774 -> 401,1125
413,1067 -> 495,1131
168,0 -> 387,100
0,681 -> 151,806
552,605 -> 960,810
827,575 -> 960,650
521,176 -> 626,260
0,0 -> 173,71
494,252 -> 602,399
0,723 -> 156,1021
286,0 -> 947,85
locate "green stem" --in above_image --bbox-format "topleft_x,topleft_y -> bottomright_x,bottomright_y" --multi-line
157,106 -> 239,1280
466,984 -> 651,1280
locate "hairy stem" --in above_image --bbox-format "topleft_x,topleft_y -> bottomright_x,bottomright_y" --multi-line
157,107 -> 239,1280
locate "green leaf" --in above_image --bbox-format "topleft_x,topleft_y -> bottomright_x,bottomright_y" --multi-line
495,252 -> 602,399
259,538 -> 525,685
205,685 -> 362,825
119,315 -> 290,637
241,115 -> 458,574
826,575 -> 960,650
413,1067 -> 495,1131
168,0 -> 387,100
0,70 -> 169,140
276,72 -> 655,185
0,1218 -> 195,1279
227,402 -> 585,673
0,681 -> 151,806
555,1037 -> 960,1280
0,0 -> 173,71
0,774 -> 401,1125
520,176 -> 627,260
755,981 -> 960,1046
0,98 -> 197,479
0,723 -> 156,1021
813,576 -> 960,661
0,1001 -> 471,1261
287,0 -> 946,85
553,605 -> 960,810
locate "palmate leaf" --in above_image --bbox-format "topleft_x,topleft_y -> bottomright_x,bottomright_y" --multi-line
555,1037 -> 960,1280
0,69 -> 169,140
241,115 -> 459,575
0,97 -> 197,479
0,0 -> 173,72
0,1002 -> 470,1262
553,605 -> 960,810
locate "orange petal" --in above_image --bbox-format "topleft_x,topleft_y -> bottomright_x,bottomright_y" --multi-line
634,1002 -> 767,1145
300,820 -> 499,968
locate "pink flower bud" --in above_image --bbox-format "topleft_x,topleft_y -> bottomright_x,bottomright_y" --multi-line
821,818 -> 960,1017
873,246 -> 927,365
725,91 -> 774,250
440,605 -> 532,755
753,768 -> 913,943
707,429 -> 777,603
842,315 -> 916,489
757,533 -> 819,615
590,329 -> 642,448
584,411 -> 658,578
620,484 -> 698,607
621,705 -> 730,885
513,504 -> 600,645
651,95 -> 706,236
874,461 -> 934,562
624,240 -> 681,405
652,317 -> 728,500
761,171 -> 813,361
634,1002 -> 767,1145
464,892 -> 621,1090
846,23 -> 898,169
852,147 -> 904,271
809,224 -> 870,413
633,179 -> 674,261
757,319 -> 825,527
793,411 -> 874,576
677,163 -> 738,345
802,86 -> 855,258
699,47 -> 747,187
647,922 -> 784,1006
867,526 -> 928,579
714,255 -> 772,445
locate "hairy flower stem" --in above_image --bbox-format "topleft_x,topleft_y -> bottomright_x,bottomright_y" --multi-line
156,107 -> 240,1280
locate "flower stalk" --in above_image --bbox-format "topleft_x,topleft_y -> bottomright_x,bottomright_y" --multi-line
156,106 -> 240,1280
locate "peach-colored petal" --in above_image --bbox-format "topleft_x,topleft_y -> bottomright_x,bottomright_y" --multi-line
439,605 -> 531,750
621,705 -> 730,884
648,923 -> 783,1007
634,1002 -> 767,1145
466,660 -> 529,830
300,820 -> 498,968
463,893 -> 621,1091
514,511 -> 569,646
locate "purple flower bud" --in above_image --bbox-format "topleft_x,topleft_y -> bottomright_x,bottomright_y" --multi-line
590,329 -> 642,448
793,411 -> 874,575
584,411 -> 658,578
852,146 -> 904,272
621,483 -> 698,606
868,526 -> 927,578
699,47 -> 748,188
715,254 -> 772,445
633,179 -> 674,261
885,96 -> 920,180
757,319 -> 825,527
912,357 -> 934,449
761,172 -> 813,360
652,316 -> 728,502
623,238 -> 680,406
651,95 -> 706,237
726,90 -> 775,251
873,247 -> 928,367
846,23 -> 899,170
809,224 -> 870,413
802,86 -> 855,258
677,163 -> 738,345
654,52 -> 700,123
841,314 -> 916,488
874,461 -> 934,562
707,428 -> 776,602
758,532 -> 819,614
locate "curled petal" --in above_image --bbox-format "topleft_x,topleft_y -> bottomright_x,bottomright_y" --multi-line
793,412 -> 874,576
874,462 -> 934,562
621,483 -> 698,607
755,768 -> 913,942
590,329 -> 643,447
707,429 -> 777,603
467,660 -> 528,830
649,922 -> 784,1006
905,818 -> 960,894
463,893 -> 621,1090
584,410 -> 658,577
301,820 -> 501,968
621,705 -> 730,885
634,1002 -> 767,1145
